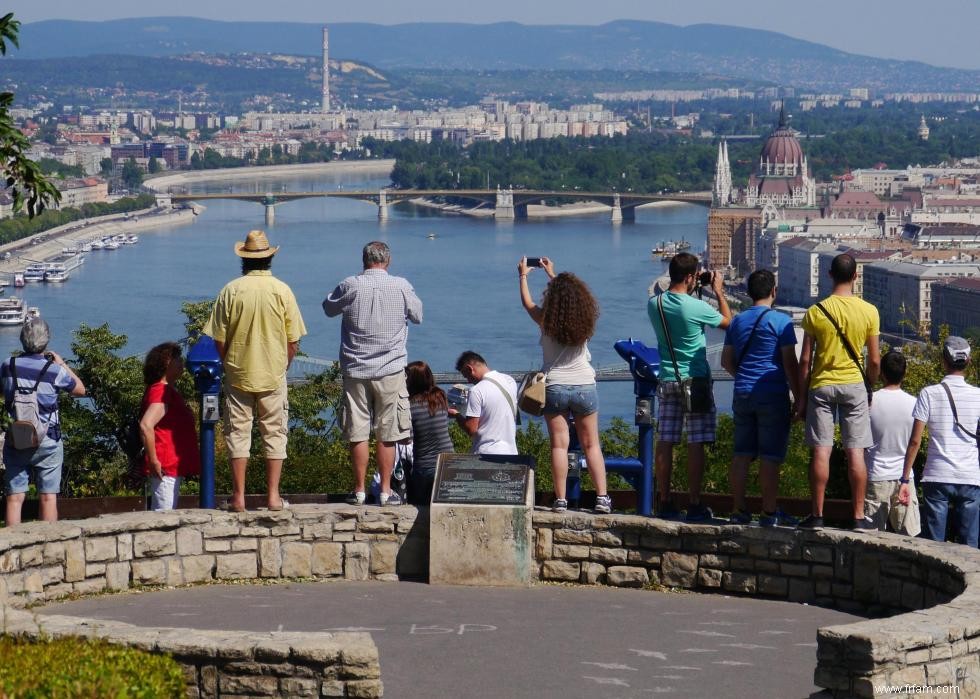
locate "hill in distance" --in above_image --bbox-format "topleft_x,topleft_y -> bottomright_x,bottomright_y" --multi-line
12,17 -> 980,92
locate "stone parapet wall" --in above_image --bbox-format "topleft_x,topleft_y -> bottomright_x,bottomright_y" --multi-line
532,511 -> 980,698
0,505 -> 429,698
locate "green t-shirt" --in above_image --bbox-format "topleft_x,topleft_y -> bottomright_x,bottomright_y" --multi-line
647,291 -> 723,382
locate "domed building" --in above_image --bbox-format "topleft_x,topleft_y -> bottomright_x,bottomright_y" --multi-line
742,106 -> 816,208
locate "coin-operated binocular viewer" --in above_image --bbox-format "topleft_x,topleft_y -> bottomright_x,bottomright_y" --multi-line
565,339 -> 659,516
186,335 -> 223,509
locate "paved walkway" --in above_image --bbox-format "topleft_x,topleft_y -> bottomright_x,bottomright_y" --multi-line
42,581 -> 858,698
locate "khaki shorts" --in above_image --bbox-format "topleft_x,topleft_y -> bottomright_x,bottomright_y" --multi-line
341,372 -> 411,444
805,382 -> 872,449
864,479 -> 921,536
224,382 -> 289,460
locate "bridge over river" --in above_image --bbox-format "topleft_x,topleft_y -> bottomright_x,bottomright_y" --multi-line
164,187 -> 711,225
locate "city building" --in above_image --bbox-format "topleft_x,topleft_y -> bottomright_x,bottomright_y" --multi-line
931,277 -> 980,339
54,177 -> 109,209
918,115 -> 930,141
776,237 -> 840,307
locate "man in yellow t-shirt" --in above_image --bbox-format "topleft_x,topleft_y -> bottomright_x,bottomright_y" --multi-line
203,230 -> 307,513
796,253 -> 880,531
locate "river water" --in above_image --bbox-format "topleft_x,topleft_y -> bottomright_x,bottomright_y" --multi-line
0,170 -> 729,423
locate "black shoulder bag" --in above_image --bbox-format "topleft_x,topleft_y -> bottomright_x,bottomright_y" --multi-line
939,382 -> 980,462
815,302 -> 873,405
657,294 -> 713,414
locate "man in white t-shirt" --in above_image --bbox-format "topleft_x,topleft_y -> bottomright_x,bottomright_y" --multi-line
865,350 -> 919,534
899,336 -> 980,546
452,351 -> 518,455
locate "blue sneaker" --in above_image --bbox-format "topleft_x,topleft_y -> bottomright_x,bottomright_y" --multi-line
760,509 -> 799,528
685,503 -> 714,523
729,509 -> 752,525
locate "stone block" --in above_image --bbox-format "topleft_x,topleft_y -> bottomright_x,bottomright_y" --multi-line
553,544 -> 590,560
270,524 -> 301,537
117,533 -> 133,561
925,661 -> 954,686
86,563 -> 106,576
68,579 -> 103,596
281,542 -> 313,578
723,571 -> 756,593
216,553 -> 257,580
429,502 -> 533,587
202,524 -> 240,539
258,539 -> 282,578
718,539 -> 746,554
729,556 -> 755,572
535,528 -> 553,559
788,578 -> 816,603
627,550 -> 660,566
85,536 -> 117,562
542,561 -> 580,581
802,545 -> 833,564
320,680 -> 346,697
334,520 -> 357,532
779,562 -> 810,578
581,562 -> 605,585
698,568 -> 722,588
23,571 -> 42,593
132,559 -> 166,585
589,547 -> 627,564
20,546 -> 41,567
758,575 -> 788,597
204,539 -> 232,553
231,538 -> 258,552
182,555 -> 215,584
593,531 -> 622,547
769,542 -> 800,560
302,522 -> 333,541
607,566 -> 648,588
177,529 -> 204,556
165,558 -> 183,586
279,678 -> 318,697
0,550 -> 19,573
639,533 -> 679,550
42,542 -> 65,565
344,543 -> 370,581
347,680 -> 384,698
852,553 -> 880,603
133,531 -> 176,558
810,565 -> 834,580
660,552 -> 697,588
369,542 -> 398,575
105,562 -> 130,591
219,674 -> 277,695
358,520 -> 394,534
312,543 -> 343,576
554,528 -> 592,545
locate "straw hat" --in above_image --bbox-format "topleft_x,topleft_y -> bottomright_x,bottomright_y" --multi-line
234,230 -> 279,258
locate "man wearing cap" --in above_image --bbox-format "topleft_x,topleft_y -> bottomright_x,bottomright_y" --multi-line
899,336 -> 980,546
1,318 -> 86,526
323,241 -> 423,506
204,230 -> 306,512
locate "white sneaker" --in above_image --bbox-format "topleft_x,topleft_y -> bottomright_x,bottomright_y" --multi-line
346,491 -> 366,505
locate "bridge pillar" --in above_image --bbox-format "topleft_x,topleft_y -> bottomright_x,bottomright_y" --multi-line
495,187 -> 515,220
611,193 -> 623,223
378,190 -> 389,220
264,204 -> 275,226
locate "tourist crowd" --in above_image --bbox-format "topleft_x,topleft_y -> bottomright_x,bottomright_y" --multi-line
3,232 -> 979,549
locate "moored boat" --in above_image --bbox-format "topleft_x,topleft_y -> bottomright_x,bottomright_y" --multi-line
43,264 -> 69,283
23,264 -> 45,283
0,297 -> 26,325
125,234 -> 139,244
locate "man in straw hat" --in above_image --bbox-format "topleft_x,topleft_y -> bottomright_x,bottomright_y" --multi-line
204,229 -> 306,512
324,241 -> 422,506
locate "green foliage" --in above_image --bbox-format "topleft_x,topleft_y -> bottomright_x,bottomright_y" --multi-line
147,156 -> 161,174
0,636 -> 184,698
120,158 -> 143,191
36,158 -> 85,178
0,13 -> 60,217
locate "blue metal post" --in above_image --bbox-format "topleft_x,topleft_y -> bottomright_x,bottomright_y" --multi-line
637,423 -> 654,517
186,335 -> 223,510
200,420 -> 216,509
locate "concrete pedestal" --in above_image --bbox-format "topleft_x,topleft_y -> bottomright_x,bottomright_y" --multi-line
429,471 -> 534,587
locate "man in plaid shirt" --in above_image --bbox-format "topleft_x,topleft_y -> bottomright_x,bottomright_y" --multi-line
323,241 -> 423,506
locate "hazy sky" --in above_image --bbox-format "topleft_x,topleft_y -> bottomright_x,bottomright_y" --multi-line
7,0 -> 980,71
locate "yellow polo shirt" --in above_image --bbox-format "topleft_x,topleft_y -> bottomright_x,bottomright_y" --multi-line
801,295 -> 879,390
203,271 -> 307,392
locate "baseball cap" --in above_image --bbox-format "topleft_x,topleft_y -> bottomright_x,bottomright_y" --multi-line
944,336 -> 971,363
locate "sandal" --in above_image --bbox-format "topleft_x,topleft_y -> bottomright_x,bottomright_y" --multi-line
267,499 -> 290,512
221,501 -> 246,513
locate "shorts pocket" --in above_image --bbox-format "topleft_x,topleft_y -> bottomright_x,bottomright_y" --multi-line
396,392 -> 411,434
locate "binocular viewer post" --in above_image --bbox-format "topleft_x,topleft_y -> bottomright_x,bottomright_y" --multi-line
565,339 -> 659,516
186,335 -> 223,509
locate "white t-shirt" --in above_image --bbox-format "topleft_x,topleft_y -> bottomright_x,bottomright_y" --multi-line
465,370 -> 518,455
913,375 -> 980,486
540,334 -> 595,386
866,387 -> 917,481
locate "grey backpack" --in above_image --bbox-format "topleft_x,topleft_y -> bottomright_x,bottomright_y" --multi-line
7,356 -> 54,450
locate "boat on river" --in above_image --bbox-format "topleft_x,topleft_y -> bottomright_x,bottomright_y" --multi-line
125,234 -> 139,244
0,297 -> 26,325
22,264 -> 45,283
43,264 -> 69,283
90,239 -> 105,251
102,237 -> 120,250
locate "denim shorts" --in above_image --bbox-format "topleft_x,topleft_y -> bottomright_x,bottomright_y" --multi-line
4,437 -> 64,495
733,392 -> 792,463
543,383 -> 598,416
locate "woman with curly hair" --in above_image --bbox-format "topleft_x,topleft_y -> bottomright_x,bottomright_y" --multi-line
518,257 -> 610,514
405,360 -> 455,505
139,342 -> 200,511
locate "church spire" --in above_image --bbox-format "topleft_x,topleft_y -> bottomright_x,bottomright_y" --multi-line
713,138 -> 732,206
778,101 -> 787,129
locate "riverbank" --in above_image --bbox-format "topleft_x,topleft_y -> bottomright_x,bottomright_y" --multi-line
0,207 -> 197,276
146,160 -> 396,192
410,197 -> 698,219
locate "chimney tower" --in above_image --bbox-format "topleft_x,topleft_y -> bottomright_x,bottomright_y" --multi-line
321,27 -> 330,113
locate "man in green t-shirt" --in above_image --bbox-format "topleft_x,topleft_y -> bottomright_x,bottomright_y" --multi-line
648,252 -> 732,521
796,253 -> 880,531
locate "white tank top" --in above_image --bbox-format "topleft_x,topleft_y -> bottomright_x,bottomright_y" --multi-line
540,334 -> 596,386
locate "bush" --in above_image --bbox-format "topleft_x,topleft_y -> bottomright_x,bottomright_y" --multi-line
0,636 -> 184,698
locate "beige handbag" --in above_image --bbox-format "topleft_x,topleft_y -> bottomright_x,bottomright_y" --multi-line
517,372 -> 547,416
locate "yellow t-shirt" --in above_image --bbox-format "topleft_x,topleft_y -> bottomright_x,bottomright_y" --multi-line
801,295 -> 879,390
203,271 -> 307,392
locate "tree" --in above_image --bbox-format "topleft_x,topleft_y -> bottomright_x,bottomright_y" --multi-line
147,157 -> 161,174
0,13 -> 60,216
100,157 -> 113,177
120,157 -> 143,190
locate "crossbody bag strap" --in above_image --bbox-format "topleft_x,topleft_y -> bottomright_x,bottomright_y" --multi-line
483,375 -> 518,420
657,294 -> 683,381
815,302 -> 871,392
12,356 -> 54,394
941,381 -> 979,441
735,308 -> 772,369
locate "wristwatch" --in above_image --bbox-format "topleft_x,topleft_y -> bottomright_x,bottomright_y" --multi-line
899,476 -> 910,484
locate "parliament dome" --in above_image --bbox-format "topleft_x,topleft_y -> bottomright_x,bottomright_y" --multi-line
760,125 -> 805,166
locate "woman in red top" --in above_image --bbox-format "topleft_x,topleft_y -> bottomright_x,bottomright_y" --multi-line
139,342 -> 200,511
